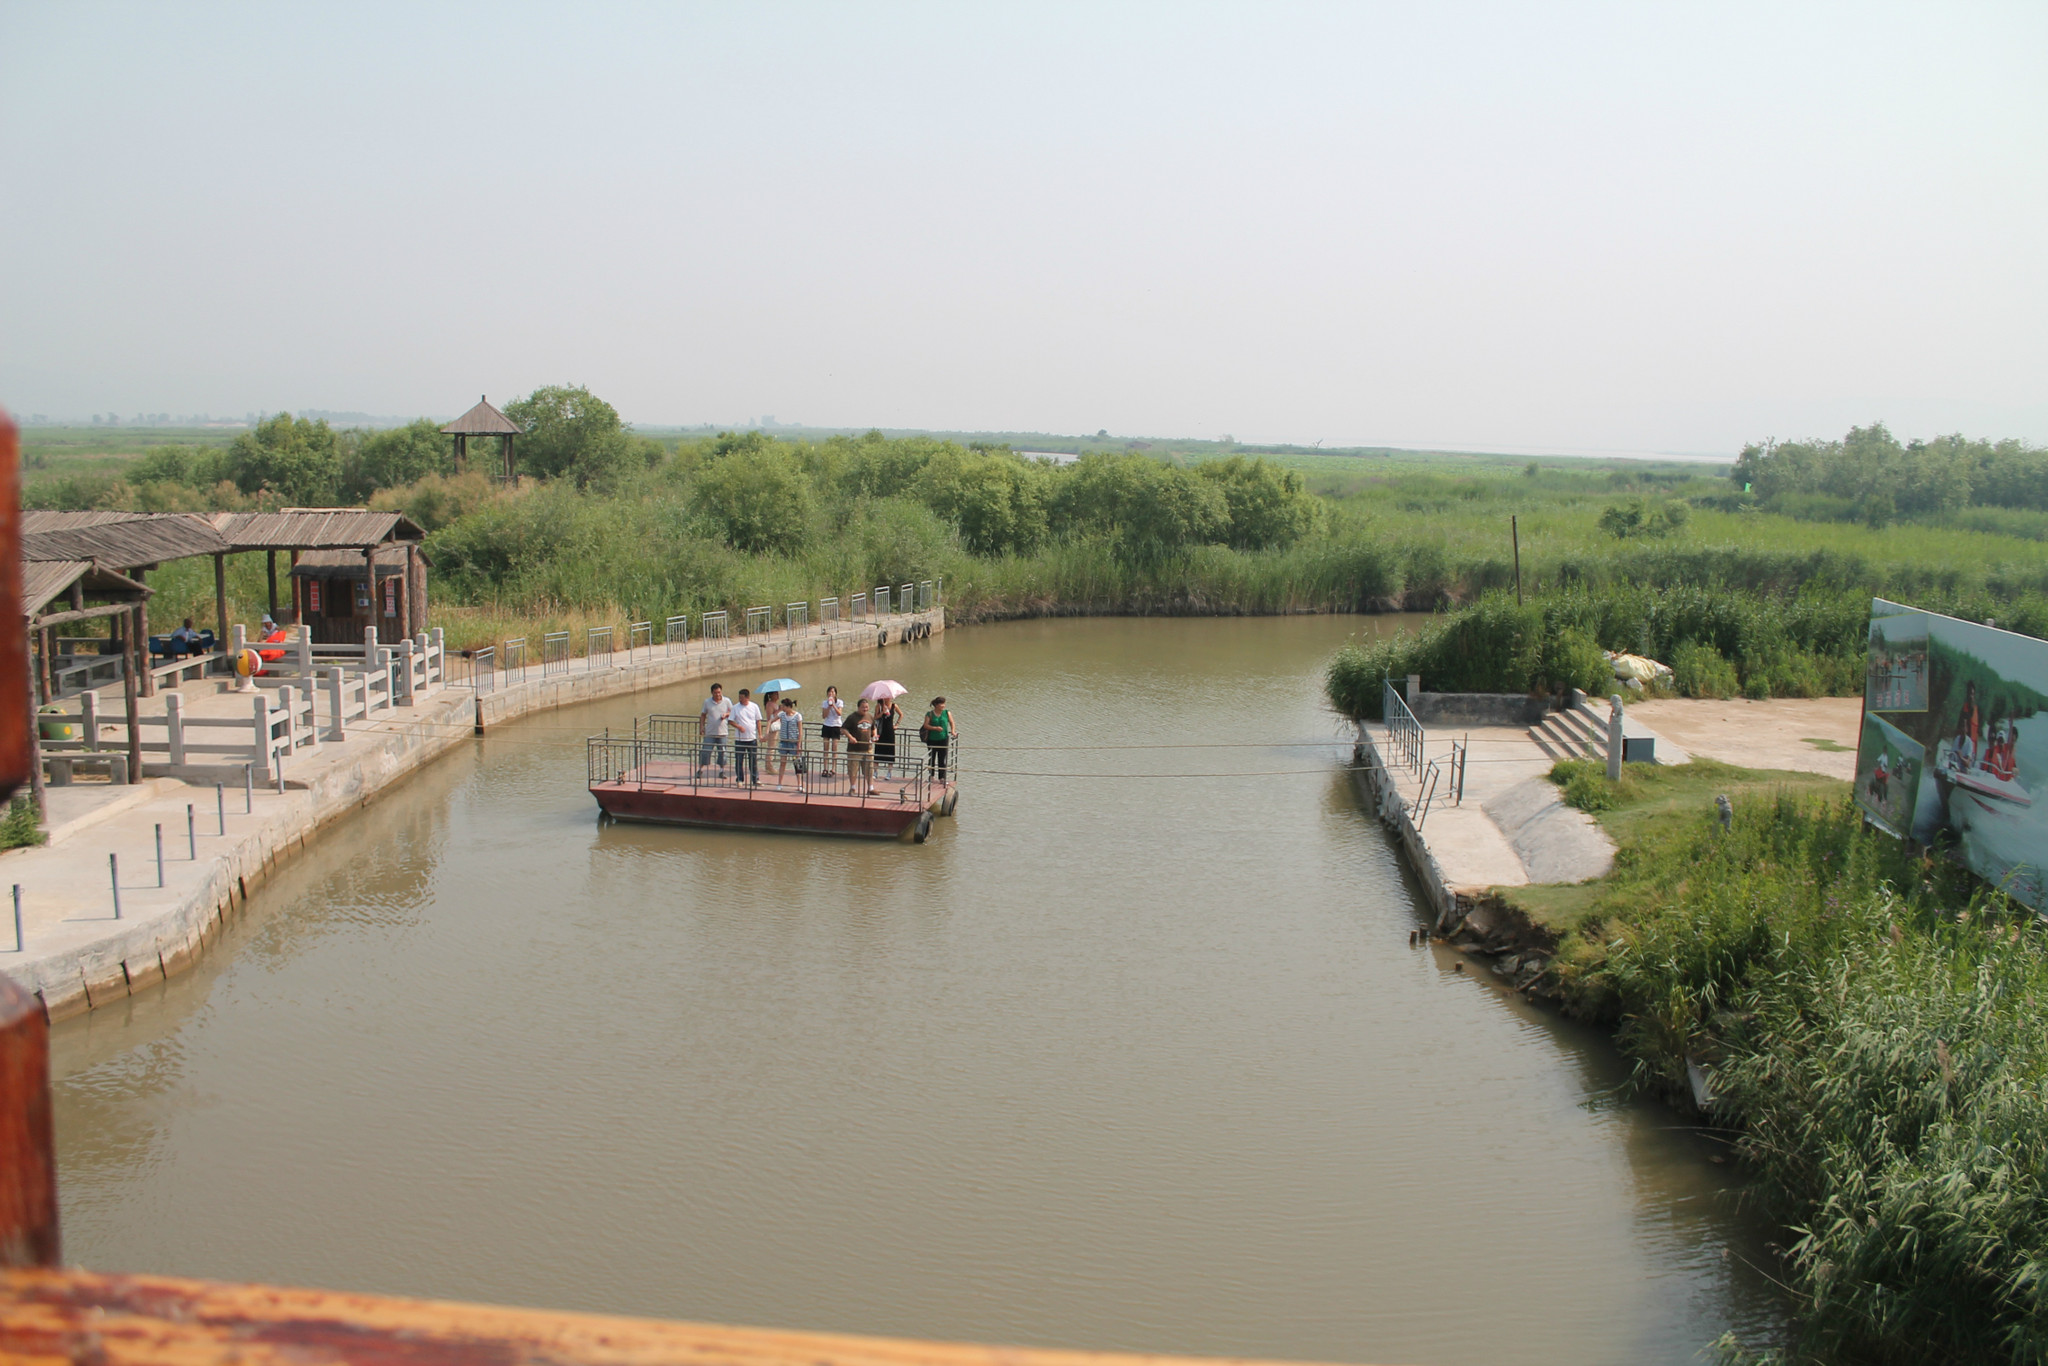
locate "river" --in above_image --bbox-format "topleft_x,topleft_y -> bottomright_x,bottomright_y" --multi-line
48,616 -> 1792,1366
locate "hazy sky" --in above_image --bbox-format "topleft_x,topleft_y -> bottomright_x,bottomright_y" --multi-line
3,3 -> 2043,454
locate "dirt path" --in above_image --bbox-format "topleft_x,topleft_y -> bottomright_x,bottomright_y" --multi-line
1629,696 -> 1862,781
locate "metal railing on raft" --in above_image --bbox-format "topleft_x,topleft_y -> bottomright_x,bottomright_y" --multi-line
1382,680 -> 1424,779
593,717 -> 956,806
821,595 -> 840,625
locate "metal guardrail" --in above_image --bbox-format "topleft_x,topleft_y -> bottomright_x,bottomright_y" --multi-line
503,636 -> 527,680
744,606 -> 771,636
918,580 -> 933,610
850,591 -> 867,621
587,626 -> 614,668
473,646 -> 496,696
702,611 -> 730,643
1383,680 -> 1424,779
604,714 -> 955,806
627,621 -> 653,660
665,614 -> 689,653
821,596 -> 840,624
542,631 -> 571,677
784,601 -> 808,636
899,583 -> 914,615
874,585 -> 890,616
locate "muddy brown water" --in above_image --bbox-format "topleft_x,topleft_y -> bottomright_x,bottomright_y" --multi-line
49,617 -> 1792,1365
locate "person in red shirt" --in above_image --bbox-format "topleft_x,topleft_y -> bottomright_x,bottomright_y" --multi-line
256,614 -> 290,664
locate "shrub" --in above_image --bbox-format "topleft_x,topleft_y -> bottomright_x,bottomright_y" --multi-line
1549,757 -> 1629,812
1671,640 -> 1740,698
0,797 -> 44,850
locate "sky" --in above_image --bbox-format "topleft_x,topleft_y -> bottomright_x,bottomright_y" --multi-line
2,2 -> 2044,456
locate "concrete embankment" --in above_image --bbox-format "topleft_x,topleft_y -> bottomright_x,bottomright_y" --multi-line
2,608 -> 945,1021
1349,720 -> 1613,940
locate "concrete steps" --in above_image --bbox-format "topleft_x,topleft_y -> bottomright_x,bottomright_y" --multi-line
1528,703 -> 1608,762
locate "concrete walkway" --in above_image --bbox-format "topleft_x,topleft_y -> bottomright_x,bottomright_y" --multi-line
2,608 -> 945,1020
1352,720 -> 1617,930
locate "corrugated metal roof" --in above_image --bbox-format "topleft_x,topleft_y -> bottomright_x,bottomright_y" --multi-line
211,509 -> 424,549
440,396 -> 521,436
22,512 -> 230,567
21,560 -> 151,618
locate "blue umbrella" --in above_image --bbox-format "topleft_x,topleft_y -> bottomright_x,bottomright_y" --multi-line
759,677 -> 802,693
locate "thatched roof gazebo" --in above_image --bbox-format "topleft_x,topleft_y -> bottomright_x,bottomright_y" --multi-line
441,396 -> 520,481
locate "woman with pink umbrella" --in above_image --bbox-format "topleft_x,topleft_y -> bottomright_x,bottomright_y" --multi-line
863,680 -> 906,775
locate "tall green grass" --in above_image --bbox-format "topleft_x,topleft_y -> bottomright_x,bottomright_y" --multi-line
1540,790 -> 2048,1364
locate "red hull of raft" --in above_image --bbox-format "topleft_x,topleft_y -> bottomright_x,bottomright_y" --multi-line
591,770 -> 954,839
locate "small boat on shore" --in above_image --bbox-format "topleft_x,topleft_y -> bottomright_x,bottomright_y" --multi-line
588,713 -> 959,840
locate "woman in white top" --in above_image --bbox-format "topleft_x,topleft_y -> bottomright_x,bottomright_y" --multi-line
820,685 -> 845,778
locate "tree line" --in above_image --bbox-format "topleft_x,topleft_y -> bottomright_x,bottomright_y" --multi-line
1731,423 -> 2048,528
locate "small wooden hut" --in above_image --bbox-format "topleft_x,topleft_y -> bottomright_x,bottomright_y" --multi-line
441,396 -> 520,480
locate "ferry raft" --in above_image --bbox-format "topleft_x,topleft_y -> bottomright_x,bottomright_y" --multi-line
588,714 -> 959,841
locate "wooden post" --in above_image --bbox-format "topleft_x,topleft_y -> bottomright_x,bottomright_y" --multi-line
133,567 -> 154,698
453,432 -> 467,471
212,553 -> 228,669
502,432 -> 515,481
1512,515 -> 1522,608
23,641 -> 44,820
121,608 -> 142,783
36,629 -> 51,704
266,551 -> 278,618
398,545 -> 413,641
0,973 -> 60,1267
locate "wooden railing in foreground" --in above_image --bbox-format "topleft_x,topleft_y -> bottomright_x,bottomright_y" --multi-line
0,976 -> 1396,1366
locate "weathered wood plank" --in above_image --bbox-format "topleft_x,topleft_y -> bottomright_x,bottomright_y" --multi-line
0,977 -> 58,1268
0,1271 -> 1395,1366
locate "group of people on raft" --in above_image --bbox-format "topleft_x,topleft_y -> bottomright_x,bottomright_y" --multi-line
696,682 -> 956,797
1952,681 -> 2023,783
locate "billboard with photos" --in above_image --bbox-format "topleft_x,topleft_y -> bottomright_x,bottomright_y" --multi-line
1860,599 -> 2047,909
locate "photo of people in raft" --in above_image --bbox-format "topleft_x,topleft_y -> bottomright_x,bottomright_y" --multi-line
1858,600 -> 2047,911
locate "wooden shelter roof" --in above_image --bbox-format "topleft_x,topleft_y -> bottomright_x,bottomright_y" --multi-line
440,397 -> 521,436
288,545 -> 429,579
208,509 -> 424,550
20,560 -> 150,619
21,512 -> 230,567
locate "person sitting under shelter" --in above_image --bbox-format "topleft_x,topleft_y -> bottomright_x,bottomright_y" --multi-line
169,618 -> 201,657
256,614 -> 291,664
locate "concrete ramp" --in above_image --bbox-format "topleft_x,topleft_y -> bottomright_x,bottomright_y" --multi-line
1483,778 -> 1614,884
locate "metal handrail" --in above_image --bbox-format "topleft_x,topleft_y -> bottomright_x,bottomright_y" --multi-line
473,645 -> 496,696
850,591 -> 868,621
587,626 -> 614,667
1382,680 -> 1424,779
701,610 -> 730,643
542,631 -> 571,677
784,601 -> 809,636
591,718 -> 955,809
744,605 -> 771,636
627,621 -> 653,660
503,636 -> 527,680
665,615 -> 689,653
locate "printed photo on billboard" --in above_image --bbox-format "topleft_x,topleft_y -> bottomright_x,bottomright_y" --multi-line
1866,612 -> 1928,713
1856,712 -> 1922,837
1858,599 -> 2047,910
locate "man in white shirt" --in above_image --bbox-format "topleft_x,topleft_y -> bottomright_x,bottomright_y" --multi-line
698,683 -> 732,777
729,687 -> 763,786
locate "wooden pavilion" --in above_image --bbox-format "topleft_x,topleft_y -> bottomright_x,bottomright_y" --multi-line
440,396 -> 520,480
19,559 -> 151,800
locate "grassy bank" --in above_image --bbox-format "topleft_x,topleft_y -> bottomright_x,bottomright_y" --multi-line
1493,761 -> 2048,1364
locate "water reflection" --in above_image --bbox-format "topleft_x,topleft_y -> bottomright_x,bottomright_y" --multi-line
52,616 -> 1790,1366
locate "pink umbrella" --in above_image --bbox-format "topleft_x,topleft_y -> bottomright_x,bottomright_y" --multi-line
860,680 -> 906,702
